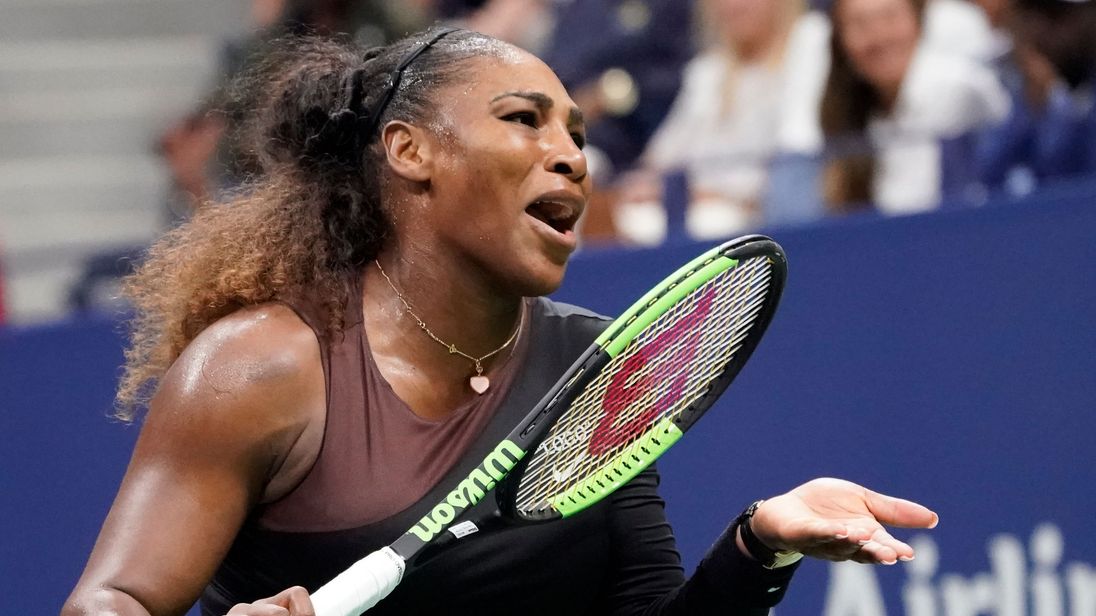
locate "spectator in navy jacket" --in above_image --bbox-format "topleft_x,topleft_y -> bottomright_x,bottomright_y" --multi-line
975,0 -> 1096,192
539,0 -> 695,174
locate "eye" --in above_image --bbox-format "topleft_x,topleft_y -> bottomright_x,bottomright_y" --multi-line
503,111 -> 539,128
571,132 -> 587,149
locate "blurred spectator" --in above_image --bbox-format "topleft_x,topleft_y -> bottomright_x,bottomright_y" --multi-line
74,1 -> 438,316
774,0 -> 1008,217
612,0 -> 807,245
159,108 -> 227,215
777,0 -> 996,157
967,0 -> 1012,62
922,0 -> 997,61
795,1 -> 997,62
975,0 -> 1096,192
67,248 -> 145,317
539,0 -> 695,175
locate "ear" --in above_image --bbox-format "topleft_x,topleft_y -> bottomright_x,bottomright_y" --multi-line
380,120 -> 433,183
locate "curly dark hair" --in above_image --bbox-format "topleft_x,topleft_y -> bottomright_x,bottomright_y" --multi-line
116,28 -> 511,419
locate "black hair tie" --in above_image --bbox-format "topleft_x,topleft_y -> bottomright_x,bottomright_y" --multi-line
302,27 -> 461,165
360,27 -> 461,140
302,105 -> 361,164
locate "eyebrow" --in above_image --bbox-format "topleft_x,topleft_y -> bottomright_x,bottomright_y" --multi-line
490,91 -> 585,128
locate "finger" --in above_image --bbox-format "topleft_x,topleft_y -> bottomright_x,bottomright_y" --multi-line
842,525 -> 876,545
225,586 -> 309,615
788,518 -> 853,546
809,524 -> 905,561
797,527 -> 871,561
252,587 -> 297,607
864,490 -> 939,529
869,527 -> 916,562
781,519 -> 876,558
802,537 -> 876,563
225,604 -> 289,615
285,587 -> 316,616
849,546 -> 879,565
856,539 -> 899,565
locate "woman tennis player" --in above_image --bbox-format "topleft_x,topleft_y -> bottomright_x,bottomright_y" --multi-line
63,27 -> 937,616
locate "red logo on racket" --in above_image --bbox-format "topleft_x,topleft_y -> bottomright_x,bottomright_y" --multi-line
589,286 -> 716,456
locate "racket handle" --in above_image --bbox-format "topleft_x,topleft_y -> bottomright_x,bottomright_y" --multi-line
311,546 -> 406,616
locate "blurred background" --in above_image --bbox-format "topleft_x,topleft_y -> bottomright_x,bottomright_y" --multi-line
2,0 -> 1094,324
1,0 -> 1094,614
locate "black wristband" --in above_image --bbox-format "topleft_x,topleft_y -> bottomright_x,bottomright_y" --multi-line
735,500 -> 803,569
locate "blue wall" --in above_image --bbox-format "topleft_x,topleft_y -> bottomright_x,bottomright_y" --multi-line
3,180 -> 1094,615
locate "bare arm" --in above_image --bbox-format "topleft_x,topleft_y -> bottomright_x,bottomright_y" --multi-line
62,305 -> 325,616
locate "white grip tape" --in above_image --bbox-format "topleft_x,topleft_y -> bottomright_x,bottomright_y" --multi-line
311,546 -> 406,616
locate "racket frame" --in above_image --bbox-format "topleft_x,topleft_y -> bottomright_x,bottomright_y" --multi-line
497,234 -> 787,522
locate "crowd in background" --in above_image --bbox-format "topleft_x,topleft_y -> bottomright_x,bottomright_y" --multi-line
160,0 -> 1096,243
4,0 -> 1096,319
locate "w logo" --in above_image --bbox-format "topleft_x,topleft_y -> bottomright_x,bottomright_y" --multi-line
588,286 -> 716,456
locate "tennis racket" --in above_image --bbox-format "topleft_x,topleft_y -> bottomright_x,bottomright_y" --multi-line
311,234 -> 788,616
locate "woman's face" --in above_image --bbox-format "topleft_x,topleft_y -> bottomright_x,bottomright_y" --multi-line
835,0 -> 921,96
405,50 -> 591,297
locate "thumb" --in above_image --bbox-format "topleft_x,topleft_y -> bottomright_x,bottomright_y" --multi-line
864,490 -> 939,530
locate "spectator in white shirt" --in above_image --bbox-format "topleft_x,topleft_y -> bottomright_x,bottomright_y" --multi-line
782,0 -> 1008,215
612,0 -> 806,246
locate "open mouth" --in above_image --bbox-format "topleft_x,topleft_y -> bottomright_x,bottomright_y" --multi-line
525,199 -> 580,235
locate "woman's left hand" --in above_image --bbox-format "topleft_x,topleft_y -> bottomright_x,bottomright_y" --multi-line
225,586 -> 315,615
748,478 -> 939,565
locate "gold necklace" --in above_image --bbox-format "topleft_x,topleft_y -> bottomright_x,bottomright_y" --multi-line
375,261 -> 523,395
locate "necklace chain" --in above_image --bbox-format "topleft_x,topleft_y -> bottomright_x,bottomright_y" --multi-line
375,261 -> 523,378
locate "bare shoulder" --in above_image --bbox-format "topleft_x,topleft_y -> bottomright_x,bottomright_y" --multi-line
145,302 -> 326,500
62,305 -> 328,615
164,302 -> 322,398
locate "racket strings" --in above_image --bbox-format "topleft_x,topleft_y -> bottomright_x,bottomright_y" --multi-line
514,256 -> 774,516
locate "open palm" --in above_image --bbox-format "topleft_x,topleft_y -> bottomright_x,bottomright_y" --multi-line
749,478 -> 939,565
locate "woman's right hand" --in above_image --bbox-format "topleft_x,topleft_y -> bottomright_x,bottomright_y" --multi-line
226,586 -> 315,616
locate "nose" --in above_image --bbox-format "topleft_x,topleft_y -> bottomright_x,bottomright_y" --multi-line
544,128 -> 589,183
